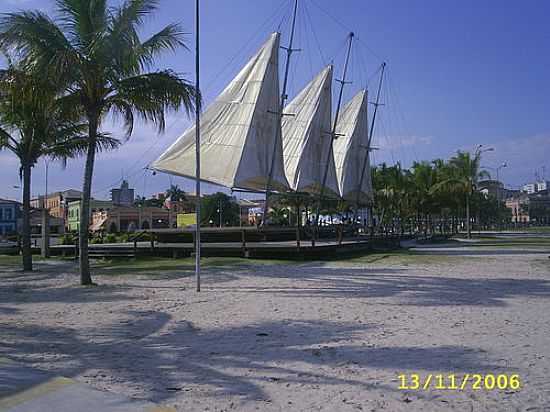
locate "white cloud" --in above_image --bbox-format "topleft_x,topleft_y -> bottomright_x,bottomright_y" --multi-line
377,135 -> 433,150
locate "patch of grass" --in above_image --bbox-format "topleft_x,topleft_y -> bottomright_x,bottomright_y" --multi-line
92,256 -> 294,276
339,249 -> 474,266
0,255 -> 23,266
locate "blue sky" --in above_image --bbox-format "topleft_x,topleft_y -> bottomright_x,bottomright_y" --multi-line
1,0 -> 549,201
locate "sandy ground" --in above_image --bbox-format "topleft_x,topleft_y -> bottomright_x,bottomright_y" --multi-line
1,241 -> 550,411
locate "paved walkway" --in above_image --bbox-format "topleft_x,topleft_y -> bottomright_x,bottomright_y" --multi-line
0,358 -> 173,412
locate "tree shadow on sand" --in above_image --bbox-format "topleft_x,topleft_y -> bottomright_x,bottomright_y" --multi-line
1,312 -> 501,404
212,265 -> 550,307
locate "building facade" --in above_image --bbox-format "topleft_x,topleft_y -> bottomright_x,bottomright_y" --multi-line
522,181 -> 549,194
67,199 -> 114,232
30,189 -> 83,224
111,180 -> 135,207
91,206 -> 176,233
0,198 -> 21,236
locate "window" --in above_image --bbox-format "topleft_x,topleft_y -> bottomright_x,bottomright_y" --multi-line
4,208 -> 12,220
0,208 -> 3,220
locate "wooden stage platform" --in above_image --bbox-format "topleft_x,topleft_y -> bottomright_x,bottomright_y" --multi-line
47,227 -> 401,259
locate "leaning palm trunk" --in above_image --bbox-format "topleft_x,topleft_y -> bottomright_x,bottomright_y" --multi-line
21,163 -> 32,271
79,118 -> 98,285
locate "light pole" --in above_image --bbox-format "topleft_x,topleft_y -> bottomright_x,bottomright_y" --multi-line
194,0 -> 201,292
217,199 -> 222,228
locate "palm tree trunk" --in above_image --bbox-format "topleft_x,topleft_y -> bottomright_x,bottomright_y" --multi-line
466,194 -> 471,239
21,162 -> 32,271
79,116 -> 98,285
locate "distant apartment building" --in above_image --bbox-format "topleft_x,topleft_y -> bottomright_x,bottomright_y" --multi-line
522,181 -> 549,194
27,209 -> 65,235
0,198 -> 21,236
522,183 -> 536,194
67,199 -> 114,232
111,180 -> 134,206
30,189 -> 83,224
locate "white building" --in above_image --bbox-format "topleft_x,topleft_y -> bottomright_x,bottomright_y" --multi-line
523,181 -> 549,194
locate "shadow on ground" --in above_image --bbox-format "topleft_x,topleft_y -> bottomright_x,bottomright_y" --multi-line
0,313 -> 499,403
212,265 -> 550,307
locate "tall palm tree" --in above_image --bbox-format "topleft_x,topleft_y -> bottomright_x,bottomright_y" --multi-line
0,65 -> 88,271
434,151 -> 489,238
0,0 -> 198,284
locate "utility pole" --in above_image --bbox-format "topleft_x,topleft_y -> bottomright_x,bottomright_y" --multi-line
354,62 -> 386,228
262,0 -> 299,225
194,0 -> 201,292
315,32 -> 354,230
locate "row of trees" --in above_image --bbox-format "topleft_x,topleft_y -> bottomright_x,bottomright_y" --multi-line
370,150 -> 510,237
0,0 -> 197,284
268,149 -> 510,238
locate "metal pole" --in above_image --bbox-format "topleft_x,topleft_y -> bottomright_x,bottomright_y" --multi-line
315,32 -> 354,229
194,0 -> 201,292
262,0 -> 299,225
354,62 -> 386,223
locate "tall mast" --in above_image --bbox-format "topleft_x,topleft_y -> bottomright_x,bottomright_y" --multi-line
315,32 -> 354,228
194,0 -> 201,292
262,0 -> 299,225
354,62 -> 386,223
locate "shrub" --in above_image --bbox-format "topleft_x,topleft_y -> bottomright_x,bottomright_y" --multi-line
104,233 -> 117,244
90,236 -> 103,244
59,233 -> 75,245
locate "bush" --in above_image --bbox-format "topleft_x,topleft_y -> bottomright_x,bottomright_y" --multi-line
59,233 -> 75,245
104,233 -> 117,244
90,236 -> 103,244
117,233 -> 129,243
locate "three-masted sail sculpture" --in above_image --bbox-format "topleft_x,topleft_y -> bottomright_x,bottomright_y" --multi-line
333,89 -> 373,204
281,65 -> 340,198
152,33 -> 289,192
152,30 -> 379,212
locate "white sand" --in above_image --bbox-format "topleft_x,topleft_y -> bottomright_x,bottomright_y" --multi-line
1,244 -> 550,411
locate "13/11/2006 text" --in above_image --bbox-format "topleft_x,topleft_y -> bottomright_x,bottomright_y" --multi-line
398,374 -> 521,391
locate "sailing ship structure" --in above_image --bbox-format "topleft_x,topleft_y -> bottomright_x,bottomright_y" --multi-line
152,33 -> 288,193
333,89 -> 373,205
152,6 -> 384,218
281,65 -> 340,198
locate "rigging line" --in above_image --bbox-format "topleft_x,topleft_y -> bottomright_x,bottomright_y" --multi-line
93,164 -> 150,197
301,4 -> 315,80
308,0 -> 386,62
202,0 -> 290,95
382,74 -> 405,165
385,69 -> 417,164
324,36 -> 348,67
354,36 -> 387,65
303,0 -> 326,65
379,113 -> 395,165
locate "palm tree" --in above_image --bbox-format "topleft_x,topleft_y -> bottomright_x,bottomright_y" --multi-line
165,184 -> 186,202
0,0 -> 198,284
434,151 -> 489,238
0,65 -> 87,271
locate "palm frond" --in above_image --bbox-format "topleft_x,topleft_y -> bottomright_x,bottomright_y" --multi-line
137,23 -> 187,69
0,11 -> 78,78
108,70 -> 198,133
55,0 -> 108,48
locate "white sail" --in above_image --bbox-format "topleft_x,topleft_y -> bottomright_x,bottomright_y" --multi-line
151,32 -> 289,192
333,89 -> 372,204
281,65 -> 340,197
